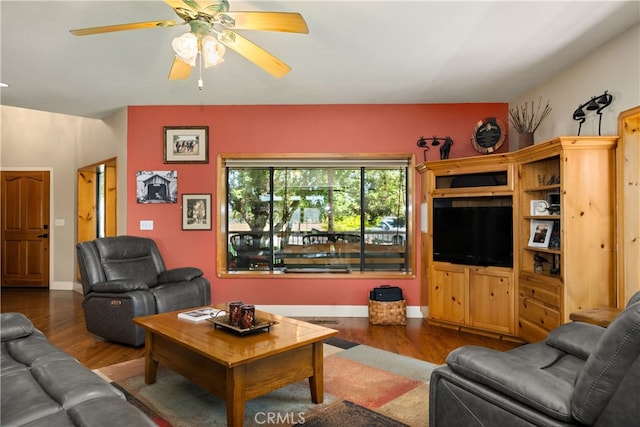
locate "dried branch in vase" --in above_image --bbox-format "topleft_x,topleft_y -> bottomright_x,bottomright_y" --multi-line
509,98 -> 552,133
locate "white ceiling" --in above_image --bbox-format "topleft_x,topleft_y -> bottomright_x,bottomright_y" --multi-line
1,1 -> 639,119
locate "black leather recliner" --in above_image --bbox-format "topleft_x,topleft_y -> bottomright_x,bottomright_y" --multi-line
429,291 -> 640,426
76,235 -> 211,346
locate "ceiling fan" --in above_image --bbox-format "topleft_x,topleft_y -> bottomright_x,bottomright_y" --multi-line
70,0 -> 308,84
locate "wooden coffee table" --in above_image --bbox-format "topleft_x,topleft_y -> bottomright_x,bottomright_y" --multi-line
133,306 -> 338,427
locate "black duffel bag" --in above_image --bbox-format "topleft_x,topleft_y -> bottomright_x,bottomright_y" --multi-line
370,285 -> 403,302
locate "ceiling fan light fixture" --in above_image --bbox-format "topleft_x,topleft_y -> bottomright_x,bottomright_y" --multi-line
172,32 -> 198,66
202,35 -> 225,67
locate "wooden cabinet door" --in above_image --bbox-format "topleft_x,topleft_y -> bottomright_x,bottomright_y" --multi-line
469,268 -> 514,334
430,264 -> 467,324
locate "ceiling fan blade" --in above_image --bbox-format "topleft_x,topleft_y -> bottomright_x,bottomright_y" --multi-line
168,57 -> 192,80
217,30 -> 291,78
221,12 -> 309,33
70,20 -> 177,36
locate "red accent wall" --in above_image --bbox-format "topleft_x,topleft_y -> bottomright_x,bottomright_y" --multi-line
127,104 -> 507,307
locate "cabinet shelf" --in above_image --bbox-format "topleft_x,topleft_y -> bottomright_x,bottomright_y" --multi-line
523,215 -> 560,220
524,247 -> 560,255
523,184 -> 561,193
520,269 -> 561,280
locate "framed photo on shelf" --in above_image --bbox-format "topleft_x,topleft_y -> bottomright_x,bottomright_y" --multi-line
528,220 -> 554,248
164,126 -> 209,164
182,193 -> 212,230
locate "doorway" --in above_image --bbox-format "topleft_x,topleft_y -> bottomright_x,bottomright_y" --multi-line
1,171 -> 51,287
77,158 -> 117,244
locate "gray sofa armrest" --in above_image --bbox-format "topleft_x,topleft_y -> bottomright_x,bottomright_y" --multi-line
91,280 -> 149,293
446,346 -> 574,422
1,312 -> 35,341
157,267 -> 203,284
546,321 -> 605,360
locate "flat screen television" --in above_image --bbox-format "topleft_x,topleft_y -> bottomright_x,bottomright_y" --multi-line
433,204 -> 513,268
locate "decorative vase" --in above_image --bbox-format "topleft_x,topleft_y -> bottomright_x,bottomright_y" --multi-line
518,132 -> 535,149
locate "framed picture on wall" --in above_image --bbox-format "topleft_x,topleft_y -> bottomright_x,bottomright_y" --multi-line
136,170 -> 177,203
164,126 -> 209,164
182,193 -> 212,230
528,220 -> 554,248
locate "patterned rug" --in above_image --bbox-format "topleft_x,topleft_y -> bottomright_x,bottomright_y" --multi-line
94,338 -> 437,427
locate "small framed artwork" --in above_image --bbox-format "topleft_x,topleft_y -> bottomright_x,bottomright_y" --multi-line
164,126 -> 209,164
136,170 -> 177,203
182,194 -> 212,230
528,220 -> 554,248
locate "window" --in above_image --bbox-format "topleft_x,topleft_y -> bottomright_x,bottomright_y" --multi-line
219,155 -> 413,275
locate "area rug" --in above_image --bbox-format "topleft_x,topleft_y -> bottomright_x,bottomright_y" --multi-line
94,338 -> 437,427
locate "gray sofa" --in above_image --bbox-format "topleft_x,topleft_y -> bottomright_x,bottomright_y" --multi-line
0,312 -> 155,426
76,235 -> 211,346
430,291 -> 640,426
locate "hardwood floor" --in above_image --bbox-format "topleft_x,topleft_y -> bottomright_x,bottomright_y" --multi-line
0,289 -> 520,369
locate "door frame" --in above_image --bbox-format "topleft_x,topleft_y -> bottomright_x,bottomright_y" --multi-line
0,167 -> 55,288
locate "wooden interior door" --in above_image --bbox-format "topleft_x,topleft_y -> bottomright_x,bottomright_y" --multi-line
77,166 -> 98,244
1,171 -> 50,287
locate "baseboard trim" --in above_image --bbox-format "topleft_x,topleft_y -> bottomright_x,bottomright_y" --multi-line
39,288 -> 424,319
50,281 -> 74,291
255,304 -> 423,319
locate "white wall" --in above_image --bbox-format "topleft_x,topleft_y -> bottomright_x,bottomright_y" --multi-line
508,24 -> 640,149
0,105 -> 127,289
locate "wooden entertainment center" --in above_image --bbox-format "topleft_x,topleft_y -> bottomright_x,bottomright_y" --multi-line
417,136 -> 618,342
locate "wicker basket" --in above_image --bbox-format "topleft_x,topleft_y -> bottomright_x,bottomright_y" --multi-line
368,299 -> 406,325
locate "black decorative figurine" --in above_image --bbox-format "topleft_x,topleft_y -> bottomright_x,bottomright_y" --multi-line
440,137 -> 453,160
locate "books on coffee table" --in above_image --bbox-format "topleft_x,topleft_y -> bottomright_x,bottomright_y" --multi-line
178,307 -> 221,322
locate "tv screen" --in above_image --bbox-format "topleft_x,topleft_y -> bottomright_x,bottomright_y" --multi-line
433,205 -> 513,268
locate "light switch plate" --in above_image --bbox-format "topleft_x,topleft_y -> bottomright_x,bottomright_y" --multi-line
140,220 -> 154,230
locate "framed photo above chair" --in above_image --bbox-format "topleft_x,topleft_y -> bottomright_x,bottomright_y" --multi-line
164,126 -> 209,164
182,194 -> 212,230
